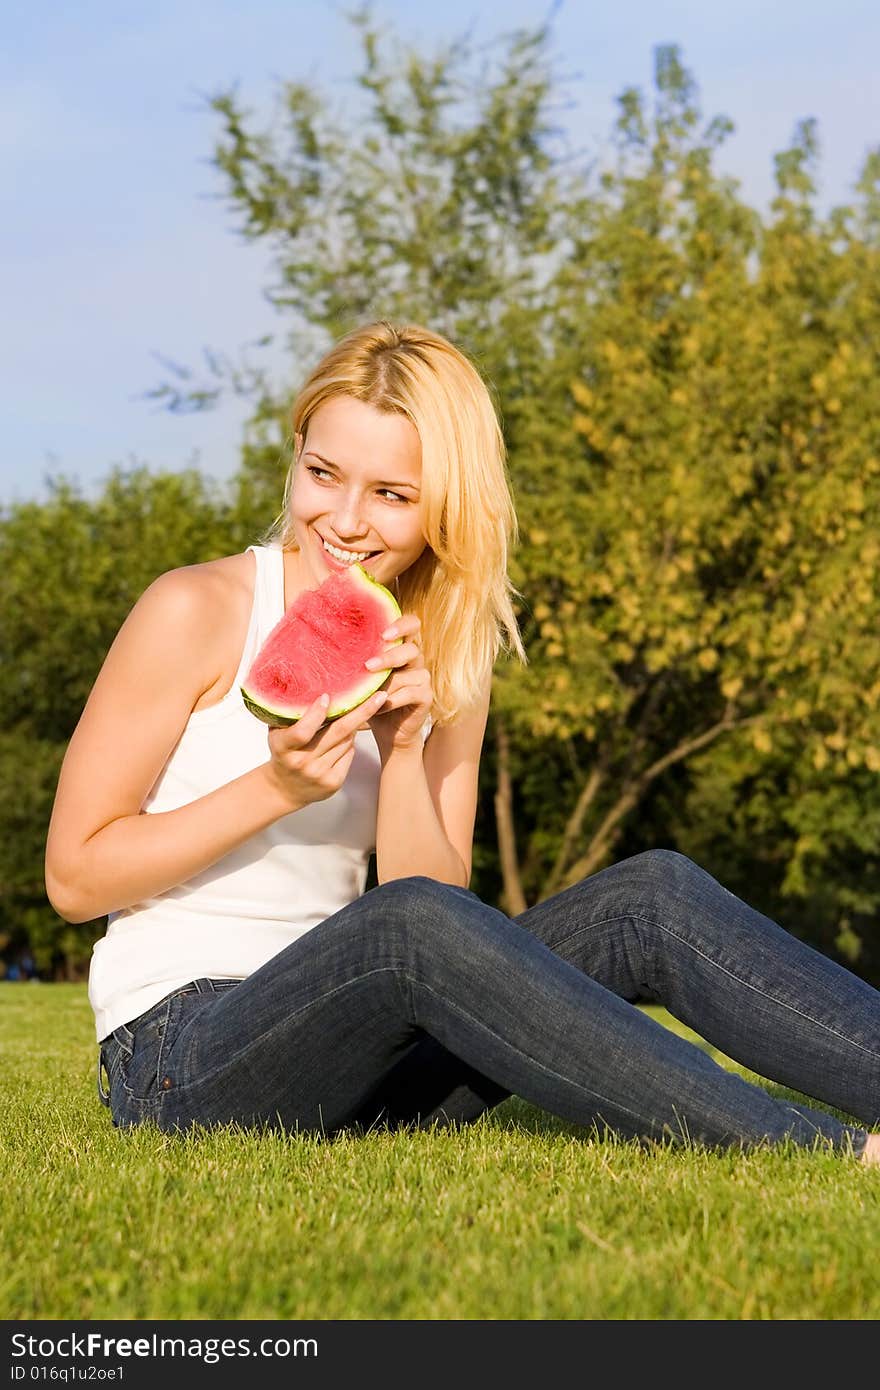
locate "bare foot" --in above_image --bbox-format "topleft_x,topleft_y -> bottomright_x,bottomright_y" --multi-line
858,1133 -> 880,1166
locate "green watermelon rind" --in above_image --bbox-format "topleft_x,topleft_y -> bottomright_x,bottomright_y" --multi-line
240,562 -> 402,727
241,669 -> 392,727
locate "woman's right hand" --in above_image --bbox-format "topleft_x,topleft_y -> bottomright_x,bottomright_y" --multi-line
265,690 -> 389,809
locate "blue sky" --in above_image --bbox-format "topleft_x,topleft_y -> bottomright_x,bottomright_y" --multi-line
3,0 -> 879,505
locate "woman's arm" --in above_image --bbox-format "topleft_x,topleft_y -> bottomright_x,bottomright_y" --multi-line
374,674 -> 492,888
45,567 -> 296,924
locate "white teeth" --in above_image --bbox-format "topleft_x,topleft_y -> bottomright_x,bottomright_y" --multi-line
323,539 -> 373,564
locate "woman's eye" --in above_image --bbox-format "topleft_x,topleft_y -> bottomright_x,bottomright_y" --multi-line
307,467 -> 407,503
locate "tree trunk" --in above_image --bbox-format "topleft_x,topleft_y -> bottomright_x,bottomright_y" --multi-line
493,719 -> 527,916
542,762 -> 606,899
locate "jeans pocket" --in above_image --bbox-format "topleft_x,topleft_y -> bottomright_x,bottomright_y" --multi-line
120,993 -> 181,1103
97,1034 -> 127,1106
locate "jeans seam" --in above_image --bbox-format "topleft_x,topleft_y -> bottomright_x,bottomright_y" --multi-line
414,979 -> 865,1152
642,915 -> 880,1064
546,909 -> 880,1063
113,1023 -> 134,1054
410,979 -> 648,1129
159,966 -> 412,1096
549,914 -> 652,958
547,914 -> 656,996
120,995 -> 176,1102
151,960 -> 643,1122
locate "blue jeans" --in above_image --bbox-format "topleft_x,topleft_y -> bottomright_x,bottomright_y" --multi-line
97,851 -> 878,1155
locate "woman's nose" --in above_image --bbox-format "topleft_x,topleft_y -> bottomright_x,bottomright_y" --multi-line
332,492 -> 369,536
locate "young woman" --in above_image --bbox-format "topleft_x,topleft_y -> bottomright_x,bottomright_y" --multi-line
45,320 -> 880,1163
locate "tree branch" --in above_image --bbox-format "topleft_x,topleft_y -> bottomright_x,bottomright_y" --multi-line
554,705 -> 760,892
540,672 -> 670,898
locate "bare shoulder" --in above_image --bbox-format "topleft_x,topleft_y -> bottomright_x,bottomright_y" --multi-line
46,551 -> 257,877
146,550 -> 253,616
140,552 -> 255,702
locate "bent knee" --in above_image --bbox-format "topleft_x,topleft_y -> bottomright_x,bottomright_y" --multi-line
634,848 -> 696,877
376,874 -> 475,903
590,848 -> 705,900
626,848 -> 734,914
365,875 -> 487,960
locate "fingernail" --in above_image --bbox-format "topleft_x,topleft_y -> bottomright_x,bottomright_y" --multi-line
320,694 -> 330,707
382,627 -> 396,639
364,657 -> 382,669
373,692 -> 388,704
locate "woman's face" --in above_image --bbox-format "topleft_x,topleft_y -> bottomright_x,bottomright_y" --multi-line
289,394 -> 428,588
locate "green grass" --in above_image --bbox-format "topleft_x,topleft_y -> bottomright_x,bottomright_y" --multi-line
2,983 -> 877,1320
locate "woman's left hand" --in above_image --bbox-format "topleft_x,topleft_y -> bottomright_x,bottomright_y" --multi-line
361,614 -> 432,757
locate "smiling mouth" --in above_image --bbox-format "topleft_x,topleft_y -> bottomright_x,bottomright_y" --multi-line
319,535 -> 381,563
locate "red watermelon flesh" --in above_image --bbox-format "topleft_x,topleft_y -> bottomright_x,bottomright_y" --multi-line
241,562 -> 402,726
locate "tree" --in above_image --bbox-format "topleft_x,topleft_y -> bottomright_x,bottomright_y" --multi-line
492,54 -> 880,971
149,15 -> 880,974
0,466 -> 237,976
149,4 -> 580,521
666,121 -> 880,974
7,14 -> 879,984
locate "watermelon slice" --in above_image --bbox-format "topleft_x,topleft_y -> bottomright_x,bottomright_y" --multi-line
241,562 -> 402,726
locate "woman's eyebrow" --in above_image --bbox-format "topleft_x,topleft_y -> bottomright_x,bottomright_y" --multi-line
305,450 -> 421,493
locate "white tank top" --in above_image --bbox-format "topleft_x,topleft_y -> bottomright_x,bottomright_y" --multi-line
87,544 -> 431,1041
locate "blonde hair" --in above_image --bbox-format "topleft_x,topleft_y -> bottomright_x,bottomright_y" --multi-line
261,320 -> 528,725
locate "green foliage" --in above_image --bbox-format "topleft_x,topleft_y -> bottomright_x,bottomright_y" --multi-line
0,466 -> 254,974
670,730 -> 880,983
0,468 -> 235,739
490,42 -> 880,964
0,733 -> 69,975
153,6 -> 574,498
207,8 -> 562,339
4,12 -> 879,981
